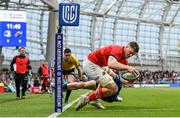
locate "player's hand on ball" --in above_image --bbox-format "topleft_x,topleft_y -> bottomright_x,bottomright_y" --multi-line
120,78 -> 129,84
121,69 -> 140,81
127,66 -> 136,73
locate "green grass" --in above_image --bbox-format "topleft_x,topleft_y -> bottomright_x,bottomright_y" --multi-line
0,88 -> 180,117
60,88 -> 180,117
0,92 -> 54,117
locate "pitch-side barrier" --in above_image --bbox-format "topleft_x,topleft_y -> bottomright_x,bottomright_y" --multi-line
133,84 -> 180,88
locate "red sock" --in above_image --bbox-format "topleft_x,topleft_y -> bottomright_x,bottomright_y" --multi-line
88,87 -> 104,101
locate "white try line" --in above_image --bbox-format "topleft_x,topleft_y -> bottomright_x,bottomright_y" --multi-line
48,92 -> 89,118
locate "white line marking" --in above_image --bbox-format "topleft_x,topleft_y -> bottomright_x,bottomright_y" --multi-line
48,92 -> 89,118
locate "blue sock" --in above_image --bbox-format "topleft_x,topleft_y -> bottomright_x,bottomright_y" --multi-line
62,83 -> 67,90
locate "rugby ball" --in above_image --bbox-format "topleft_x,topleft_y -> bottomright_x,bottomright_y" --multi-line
121,69 -> 140,80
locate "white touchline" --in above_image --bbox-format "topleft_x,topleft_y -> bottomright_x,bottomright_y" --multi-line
48,92 -> 89,118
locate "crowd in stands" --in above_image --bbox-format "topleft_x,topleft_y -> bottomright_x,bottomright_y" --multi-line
138,70 -> 180,84
0,69 -> 180,93
0,68 -> 48,93
0,69 -> 15,92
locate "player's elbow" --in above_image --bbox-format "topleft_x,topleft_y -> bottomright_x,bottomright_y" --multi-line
108,60 -> 116,69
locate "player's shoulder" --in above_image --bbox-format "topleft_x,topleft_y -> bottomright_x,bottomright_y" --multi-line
13,55 -> 18,58
71,54 -> 77,59
13,55 -> 19,59
71,54 -> 79,62
110,45 -> 125,57
113,45 -> 125,49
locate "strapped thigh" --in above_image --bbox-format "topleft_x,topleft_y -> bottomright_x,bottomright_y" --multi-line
98,71 -> 114,87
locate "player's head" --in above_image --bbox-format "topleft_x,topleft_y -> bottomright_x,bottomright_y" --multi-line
19,47 -> 26,56
64,48 -> 72,61
124,41 -> 139,58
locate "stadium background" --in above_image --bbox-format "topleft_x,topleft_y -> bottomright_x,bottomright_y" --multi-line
0,0 -> 180,71
0,0 -> 180,117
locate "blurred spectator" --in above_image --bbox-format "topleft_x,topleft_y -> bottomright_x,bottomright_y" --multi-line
33,73 -> 41,87
38,61 -> 49,93
138,70 -> 180,84
29,73 -> 41,94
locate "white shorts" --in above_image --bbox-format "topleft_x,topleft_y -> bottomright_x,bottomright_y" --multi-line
83,58 -> 114,87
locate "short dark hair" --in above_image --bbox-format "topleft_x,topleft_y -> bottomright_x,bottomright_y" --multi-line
128,41 -> 139,53
19,47 -> 25,51
64,48 -> 71,53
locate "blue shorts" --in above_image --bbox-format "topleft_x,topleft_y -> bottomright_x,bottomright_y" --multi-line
101,74 -> 122,103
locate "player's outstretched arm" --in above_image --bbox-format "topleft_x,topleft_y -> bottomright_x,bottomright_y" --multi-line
108,56 -> 136,72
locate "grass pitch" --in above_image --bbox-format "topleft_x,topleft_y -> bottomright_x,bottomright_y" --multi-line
60,88 -> 180,117
0,88 -> 180,117
0,92 -> 54,117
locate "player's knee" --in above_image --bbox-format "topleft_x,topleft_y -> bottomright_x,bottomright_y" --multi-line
107,83 -> 118,96
112,85 -> 118,95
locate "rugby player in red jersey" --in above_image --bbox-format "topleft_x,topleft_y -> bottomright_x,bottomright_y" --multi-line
75,41 -> 139,111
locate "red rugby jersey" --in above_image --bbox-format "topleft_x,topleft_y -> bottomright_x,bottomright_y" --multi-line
87,45 -> 128,67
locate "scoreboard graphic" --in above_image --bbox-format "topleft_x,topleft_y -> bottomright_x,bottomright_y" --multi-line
0,10 -> 26,46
